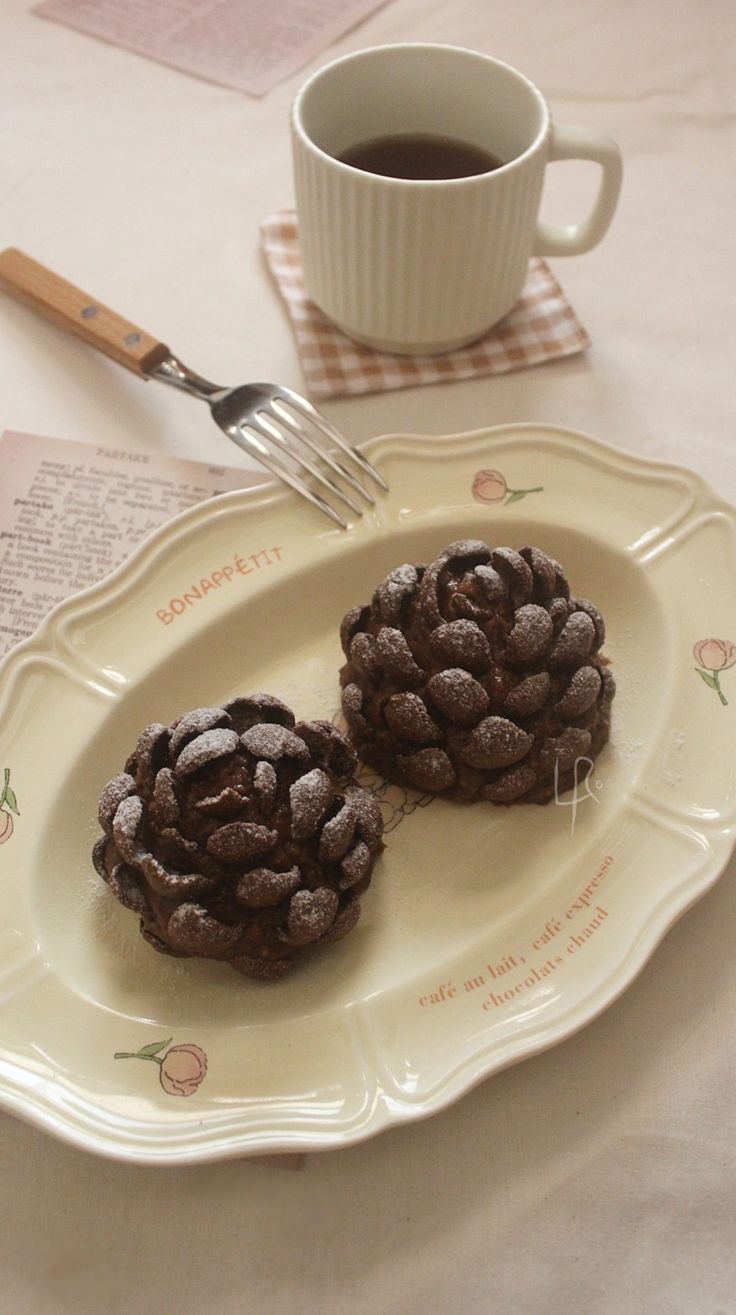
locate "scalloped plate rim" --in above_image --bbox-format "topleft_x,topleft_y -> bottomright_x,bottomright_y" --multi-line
0,420 -> 729,684
0,422 -> 734,1163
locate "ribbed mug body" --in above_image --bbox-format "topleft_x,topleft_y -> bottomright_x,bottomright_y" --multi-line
292,44 -> 550,354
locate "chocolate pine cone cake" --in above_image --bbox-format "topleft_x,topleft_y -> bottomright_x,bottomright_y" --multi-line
339,541 -> 615,804
93,695 -> 384,979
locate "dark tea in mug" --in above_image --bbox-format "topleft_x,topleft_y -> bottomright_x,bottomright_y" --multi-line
338,133 -> 503,180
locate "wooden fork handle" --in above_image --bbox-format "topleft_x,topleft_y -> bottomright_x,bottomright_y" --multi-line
0,248 -> 171,377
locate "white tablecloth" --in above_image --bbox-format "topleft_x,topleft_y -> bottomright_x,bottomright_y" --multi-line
1,1 -> 735,1311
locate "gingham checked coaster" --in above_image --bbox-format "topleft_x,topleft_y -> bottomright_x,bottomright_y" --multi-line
260,210 -> 590,399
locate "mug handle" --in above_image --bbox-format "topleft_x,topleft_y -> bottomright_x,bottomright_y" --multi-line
534,123 -> 623,257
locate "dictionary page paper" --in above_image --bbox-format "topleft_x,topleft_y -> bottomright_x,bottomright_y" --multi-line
35,0 -> 392,96
0,430 -> 265,657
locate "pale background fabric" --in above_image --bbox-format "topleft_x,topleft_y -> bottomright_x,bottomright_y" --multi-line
1,0 -> 735,1311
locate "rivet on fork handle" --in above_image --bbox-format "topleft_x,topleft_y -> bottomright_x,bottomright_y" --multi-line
0,247 -> 171,377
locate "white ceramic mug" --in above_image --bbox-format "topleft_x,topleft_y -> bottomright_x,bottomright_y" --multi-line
291,43 -> 622,354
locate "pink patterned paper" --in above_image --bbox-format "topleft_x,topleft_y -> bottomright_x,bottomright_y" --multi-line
35,0 -> 393,97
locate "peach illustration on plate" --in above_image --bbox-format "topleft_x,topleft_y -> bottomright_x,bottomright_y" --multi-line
471,469 -> 543,505
114,1038 -> 208,1097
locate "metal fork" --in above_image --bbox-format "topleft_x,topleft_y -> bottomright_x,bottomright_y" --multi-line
0,248 -> 387,528
153,357 -> 386,528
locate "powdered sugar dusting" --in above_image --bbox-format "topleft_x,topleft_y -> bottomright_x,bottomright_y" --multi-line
287,887 -> 339,944
349,632 -> 380,680
193,785 -> 245,817
507,604 -> 554,666
384,692 -> 441,745
141,854 -> 215,898
318,802 -> 357,861
540,726 -> 592,771
376,626 -> 422,683
337,539 -> 614,805
520,546 -> 558,598
236,865 -> 301,908
107,862 -> 149,914
223,693 -> 295,732
426,668 -> 489,724
340,841 -> 370,888
473,564 -> 506,603
345,787 -> 383,846
241,724 -> 309,761
253,759 -> 277,812
482,763 -> 538,803
111,793 -> 146,863
375,563 -> 419,624
170,707 -> 230,757
549,611 -> 596,669
174,728 -> 240,778
429,619 -> 491,672
167,902 -> 241,956
319,896 -> 361,943
152,767 -> 180,823
491,547 -> 533,602
205,821 -> 278,864
94,697 -> 384,977
132,723 -> 169,788
397,747 -> 456,791
289,768 -> 333,839
556,665 -> 602,718
462,716 -> 533,770
503,672 -> 551,717
98,773 -> 136,834
441,539 -> 491,563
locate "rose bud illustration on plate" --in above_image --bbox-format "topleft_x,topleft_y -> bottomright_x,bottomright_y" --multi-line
693,638 -> 736,706
471,469 -> 543,505
114,1038 -> 208,1097
0,768 -> 20,844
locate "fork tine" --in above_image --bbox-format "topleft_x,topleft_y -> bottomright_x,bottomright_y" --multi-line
269,399 -> 375,507
273,386 -> 389,492
149,355 -> 383,528
247,412 -> 364,519
221,422 -> 348,529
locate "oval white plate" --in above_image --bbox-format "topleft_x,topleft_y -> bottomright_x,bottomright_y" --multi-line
1,424 -> 734,1163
